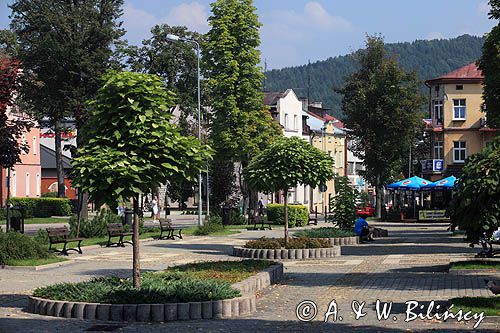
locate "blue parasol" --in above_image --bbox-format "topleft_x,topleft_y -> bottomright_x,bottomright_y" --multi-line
425,176 -> 457,190
386,176 -> 431,191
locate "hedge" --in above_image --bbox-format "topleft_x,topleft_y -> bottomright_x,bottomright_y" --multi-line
266,204 -> 308,228
9,197 -> 72,218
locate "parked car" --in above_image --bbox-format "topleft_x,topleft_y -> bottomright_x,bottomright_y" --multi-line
356,204 -> 375,217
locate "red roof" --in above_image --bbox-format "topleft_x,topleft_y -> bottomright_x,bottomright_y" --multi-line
426,63 -> 483,84
306,110 -> 344,129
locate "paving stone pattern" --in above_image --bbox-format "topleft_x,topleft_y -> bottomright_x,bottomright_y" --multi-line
0,222 -> 499,332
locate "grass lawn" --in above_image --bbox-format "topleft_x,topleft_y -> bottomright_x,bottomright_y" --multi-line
450,297 -> 500,316
450,261 -> 500,270
4,256 -> 68,267
0,217 -> 70,225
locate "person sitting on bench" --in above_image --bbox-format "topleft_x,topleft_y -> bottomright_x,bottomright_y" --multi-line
354,214 -> 374,241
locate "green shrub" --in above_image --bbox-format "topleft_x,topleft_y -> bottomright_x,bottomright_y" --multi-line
294,227 -> 355,238
244,236 -> 331,249
266,204 -> 308,228
33,272 -> 240,304
328,176 -> 357,231
41,192 -> 58,198
193,215 -> 224,235
69,208 -> 122,238
10,197 -> 72,218
0,231 -> 52,265
228,210 -> 247,225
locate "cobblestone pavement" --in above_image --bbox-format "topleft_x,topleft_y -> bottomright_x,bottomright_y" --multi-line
1,222 -> 499,332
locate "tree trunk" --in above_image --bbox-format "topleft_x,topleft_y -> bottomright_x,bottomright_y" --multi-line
54,123 -> 66,198
80,192 -> 89,219
284,189 -> 289,246
132,195 -> 141,288
375,176 -> 383,219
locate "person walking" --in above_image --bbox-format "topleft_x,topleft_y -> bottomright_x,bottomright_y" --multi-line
152,195 -> 159,222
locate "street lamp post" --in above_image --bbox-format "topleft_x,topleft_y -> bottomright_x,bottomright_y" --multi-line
166,33 -> 204,226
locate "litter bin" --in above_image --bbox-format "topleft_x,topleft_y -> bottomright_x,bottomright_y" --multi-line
124,208 -> 134,226
221,207 -> 230,226
9,206 -> 26,233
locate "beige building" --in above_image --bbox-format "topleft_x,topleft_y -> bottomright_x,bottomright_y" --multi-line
423,63 -> 498,181
306,108 -> 346,213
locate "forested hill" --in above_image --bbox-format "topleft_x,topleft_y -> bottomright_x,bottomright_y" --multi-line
264,35 -> 485,118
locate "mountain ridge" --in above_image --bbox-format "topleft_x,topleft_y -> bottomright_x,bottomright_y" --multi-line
264,34 -> 485,118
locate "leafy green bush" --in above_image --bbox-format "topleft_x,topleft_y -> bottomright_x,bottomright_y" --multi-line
68,209 -> 122,238
228,209 -> 247,225
294,227 -> 355,238
9,197 -> 72,218
41,192 -> 58,198
266,204 -> 308,228
193,215 -> 224,235
244,236 -> 331,249
0,231 -> 52,265
33,272 -> 240,304
449,137 -> 500,243
328,176 -> 357,231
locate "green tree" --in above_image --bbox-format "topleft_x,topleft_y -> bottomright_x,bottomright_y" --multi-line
449,136 -> 500,243
203,0 -> 282,212
71,71 -> 211,287
10,0 -> 125,198
245,137 -> 334,243
339,36 -> 424,218
328,176 -> 358,231
478,0 -> 500,128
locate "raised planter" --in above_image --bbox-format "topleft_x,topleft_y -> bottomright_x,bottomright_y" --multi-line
233,246 -> 341,259
27,263 -> 284,322
316,236 -> 360,246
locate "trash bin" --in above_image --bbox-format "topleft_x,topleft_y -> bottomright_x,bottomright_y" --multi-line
124,208 -> 134,226
221,207 -> 230,226
9,206 -> 26,233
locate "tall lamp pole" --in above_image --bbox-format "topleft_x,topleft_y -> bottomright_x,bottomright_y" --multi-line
167,34 -> 204,226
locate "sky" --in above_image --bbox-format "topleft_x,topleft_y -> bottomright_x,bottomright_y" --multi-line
0,0 -> 496,69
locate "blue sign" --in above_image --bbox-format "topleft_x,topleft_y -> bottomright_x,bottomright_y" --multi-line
433,159 -> 444,172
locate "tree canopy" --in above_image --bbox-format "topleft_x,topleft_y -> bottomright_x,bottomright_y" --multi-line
245,136 -> 334,241
478,0 -> 500,128
449,136 -> 500,243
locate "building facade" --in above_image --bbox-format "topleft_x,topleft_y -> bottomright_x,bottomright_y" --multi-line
1,113 -> 42,206
423,63 -> 498,181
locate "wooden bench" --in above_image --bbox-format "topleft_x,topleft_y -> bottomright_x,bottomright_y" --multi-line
158,219 -> 183,240
46,226 -> 84,256
106,223 -> 133,247
251,215 -> 276,230
308,209 -> 319,225
475,234 -> 500,258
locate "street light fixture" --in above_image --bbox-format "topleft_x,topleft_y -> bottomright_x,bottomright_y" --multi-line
166,33 -> 208,226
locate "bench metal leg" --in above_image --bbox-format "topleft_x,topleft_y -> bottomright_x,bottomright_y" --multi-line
106,235 -> 112,247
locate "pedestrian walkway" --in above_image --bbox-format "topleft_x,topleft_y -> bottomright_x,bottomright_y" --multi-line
0,222 -> 499,332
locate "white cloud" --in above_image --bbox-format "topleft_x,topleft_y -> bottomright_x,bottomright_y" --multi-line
166,2 -> 209,32
260,1 -> 354,68
426,31 -> 445,40
122,2 -> 208,44
478,1 -> 491,15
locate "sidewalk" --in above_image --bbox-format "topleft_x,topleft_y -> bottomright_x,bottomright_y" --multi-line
1,222 -> 499,332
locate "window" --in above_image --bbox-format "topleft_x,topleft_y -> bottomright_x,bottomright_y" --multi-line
26,173 -> 30,196
453,141 -> 467,163
355,163 -> 364,173
453,99 -> 466,120
21,135 -> 27,154
284,113 -> 289,129
433,141 -> 444,160
293,115 -> 298,130
36,173 -> 41,196
347,162 -> 354,175
456,85 -> 463,91
433,100 -> 443,123
33,136 -> 37,155
11,171 -> 16,197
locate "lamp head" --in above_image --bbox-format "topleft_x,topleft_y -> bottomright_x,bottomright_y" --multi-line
166,34 -> 180,41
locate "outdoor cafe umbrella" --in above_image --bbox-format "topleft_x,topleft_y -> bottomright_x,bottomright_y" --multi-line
386,176 -> 431,191
424,176 -> 457,190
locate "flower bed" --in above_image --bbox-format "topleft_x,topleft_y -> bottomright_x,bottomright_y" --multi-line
234,237 -> 340,259
294,228 -> 359,246
27,261 -> 283,322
